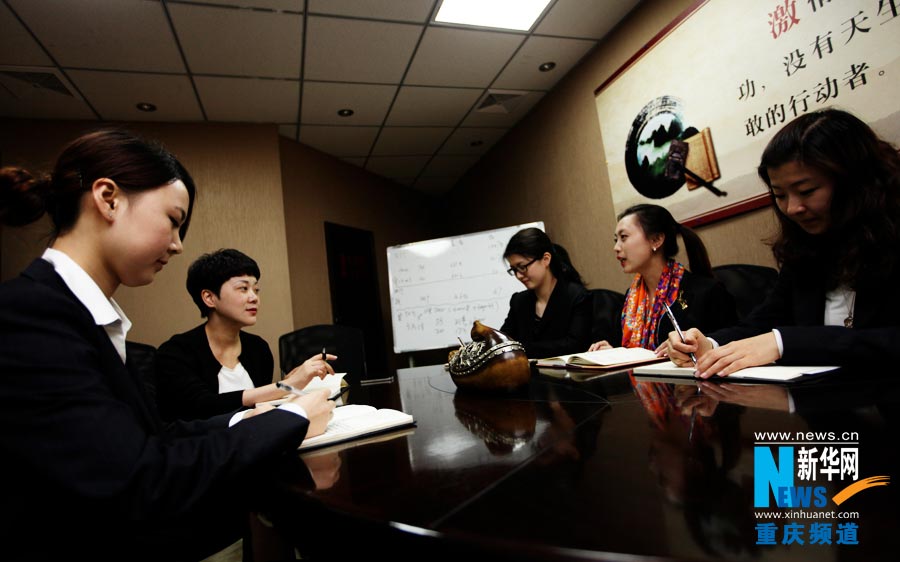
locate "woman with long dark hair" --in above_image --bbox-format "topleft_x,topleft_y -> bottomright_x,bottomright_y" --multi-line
0,130 -> 333,560
589,204 -> 736,352
668,109 -> 900,377
500,227 -> 592,357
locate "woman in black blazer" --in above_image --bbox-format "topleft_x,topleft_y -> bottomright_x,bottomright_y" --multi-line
0,130 -> 333,560
156,249 -> 334,421
500,227 -> 592,358
668,109 -> 900,377
589,204 -> 736,352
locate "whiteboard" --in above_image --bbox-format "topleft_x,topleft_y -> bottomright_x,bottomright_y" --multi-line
387,221 -> 544,353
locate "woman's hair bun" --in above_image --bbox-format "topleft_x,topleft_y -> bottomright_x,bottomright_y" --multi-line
0,166 -> 51,227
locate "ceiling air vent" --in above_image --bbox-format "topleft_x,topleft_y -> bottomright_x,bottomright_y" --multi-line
0,67 -> 80,100
476,90 -> 527,114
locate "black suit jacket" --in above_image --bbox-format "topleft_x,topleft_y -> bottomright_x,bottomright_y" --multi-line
0,259 -> 310,560
500,279 -> 592,358
156,323 -> 274,421
709,262 -> 900,365
652,271 -> 738,348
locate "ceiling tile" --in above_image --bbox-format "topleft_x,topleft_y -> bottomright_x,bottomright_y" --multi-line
301,82 -> 397,126
0,3 -> 52,66
405,26 -> 525,87
0,68 -> 95,120
278,124 -> 298,139
66,70 -> 202,121
535,0 -> 641,39
169,4 -> 302,78
371,127 -> 453,156
413,176 -> 457,194
174,0 -> 304,11
386,86 -> 482,126
421,155 -> 479,177
8,0 -> 184,72
462,90 -> 545,127
299,125 -> 380,157
308,0 -> 433,22
439,127 -> 508,155
492,36 -> 595,90
195,76 -> 299,122
305,16 -> 421,83
365,156 -> 430,179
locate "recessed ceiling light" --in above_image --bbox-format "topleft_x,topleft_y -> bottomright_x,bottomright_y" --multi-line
469,140 -> 484,147
435,0 -> 552,31
538,61 -> 556,72
136,102 -> 157,112
337,108 -> 354,117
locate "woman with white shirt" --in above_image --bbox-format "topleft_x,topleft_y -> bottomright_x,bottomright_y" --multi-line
0,129 -> 333,560
667,109 -> 900,377
155,248 -> 334,421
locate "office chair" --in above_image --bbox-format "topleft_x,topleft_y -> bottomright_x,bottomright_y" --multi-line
125,340 -> 159,402
279,324 -> 367,384
712,263 -> 779,320
589,288 -> 625,346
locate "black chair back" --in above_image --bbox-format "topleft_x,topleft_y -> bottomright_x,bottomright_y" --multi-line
589,288 -> 625,347
712,264 -> 779,320
125,340 -> 158,402
279,324 -> 367,384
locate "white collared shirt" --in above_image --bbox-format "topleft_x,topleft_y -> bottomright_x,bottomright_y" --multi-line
42,248 -> 308,425
42,248 -> 132,364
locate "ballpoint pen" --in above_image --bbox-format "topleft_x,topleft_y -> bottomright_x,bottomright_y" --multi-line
277,381 -> 342,400
663,301 -> 697,366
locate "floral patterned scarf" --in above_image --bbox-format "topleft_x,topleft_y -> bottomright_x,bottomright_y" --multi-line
621,259 -> 685,350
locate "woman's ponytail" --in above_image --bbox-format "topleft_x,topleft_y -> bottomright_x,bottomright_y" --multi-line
678,224 -> 713,278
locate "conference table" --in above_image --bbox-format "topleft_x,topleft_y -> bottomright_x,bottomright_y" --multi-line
257,362 -> 900,561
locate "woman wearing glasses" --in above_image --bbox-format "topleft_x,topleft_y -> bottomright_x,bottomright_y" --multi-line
500,227 -> 592,358
589,204 -> 736,353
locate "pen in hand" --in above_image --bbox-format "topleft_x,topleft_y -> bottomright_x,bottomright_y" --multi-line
276,380 -> 305,397
321,347 -> 327,362
663,301 -> 697,366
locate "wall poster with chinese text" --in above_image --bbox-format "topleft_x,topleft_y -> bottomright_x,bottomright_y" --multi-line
594,0 -> 900,227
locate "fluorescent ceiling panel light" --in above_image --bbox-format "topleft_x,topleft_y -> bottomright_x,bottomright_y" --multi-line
434,0 -> 551,31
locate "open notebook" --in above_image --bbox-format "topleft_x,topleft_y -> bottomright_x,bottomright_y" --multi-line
632,361 -> 839,382
536,347 -> 663,370
298,405 -> 415,451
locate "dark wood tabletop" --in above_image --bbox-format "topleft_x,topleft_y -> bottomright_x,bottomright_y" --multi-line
258,364 -> 900,561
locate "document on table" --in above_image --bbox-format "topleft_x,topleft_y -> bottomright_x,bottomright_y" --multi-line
632,361 -> 839,382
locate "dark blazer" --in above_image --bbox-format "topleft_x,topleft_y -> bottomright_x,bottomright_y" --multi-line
156,324 -> 274,421
709,262 -> 900,365
500,279 -> 592,358
0,259 -> 310,560
652,270 -> 738,348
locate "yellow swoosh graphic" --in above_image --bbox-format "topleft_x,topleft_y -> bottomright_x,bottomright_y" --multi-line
832,475 -> 890,506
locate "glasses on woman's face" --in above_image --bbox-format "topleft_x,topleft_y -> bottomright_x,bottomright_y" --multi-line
507,257 -> 538,276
